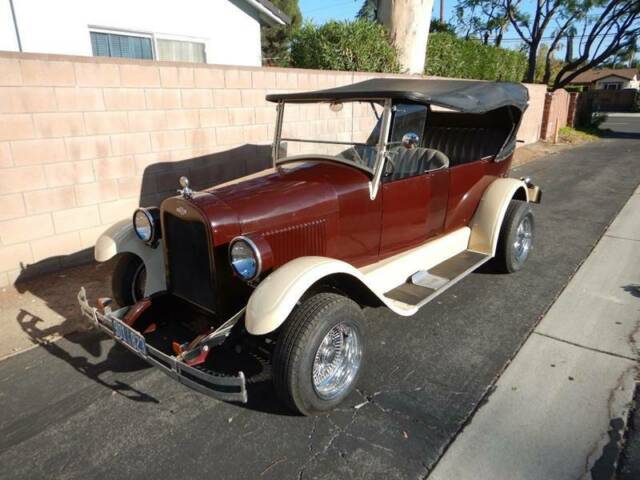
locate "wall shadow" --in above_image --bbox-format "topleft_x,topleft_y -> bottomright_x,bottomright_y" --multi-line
11,143 -> 277,410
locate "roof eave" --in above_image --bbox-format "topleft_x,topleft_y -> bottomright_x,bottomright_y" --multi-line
241,0 -> 290,26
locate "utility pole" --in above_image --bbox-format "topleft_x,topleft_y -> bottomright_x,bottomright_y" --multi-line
378,0 -> 434,74
440,0 -> 445,21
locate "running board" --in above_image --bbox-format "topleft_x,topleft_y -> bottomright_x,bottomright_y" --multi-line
383,250 -> 491,308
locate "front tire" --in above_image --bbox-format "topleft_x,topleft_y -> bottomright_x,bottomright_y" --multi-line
111,253 -> 146,306
493,199 -> 535,273
272,293 -> 365,415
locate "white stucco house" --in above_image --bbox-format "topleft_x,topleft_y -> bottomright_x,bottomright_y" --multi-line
569,68 -> 640,91
0,0 -> 289,67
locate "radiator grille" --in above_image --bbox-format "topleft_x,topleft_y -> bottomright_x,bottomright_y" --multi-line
163,212 -> 216,313
264,219 -> 327,265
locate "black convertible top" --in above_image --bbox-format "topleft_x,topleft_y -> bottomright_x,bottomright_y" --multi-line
266,78 -> 529,113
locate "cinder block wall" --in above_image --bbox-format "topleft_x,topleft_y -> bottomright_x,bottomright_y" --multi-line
0,52 -> 547,286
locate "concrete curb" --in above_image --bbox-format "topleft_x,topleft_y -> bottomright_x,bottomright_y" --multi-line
429,185 -> 640,480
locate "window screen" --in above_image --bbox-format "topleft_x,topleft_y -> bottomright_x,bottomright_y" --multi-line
157,39 -> 206,63
91,32 -> 153,60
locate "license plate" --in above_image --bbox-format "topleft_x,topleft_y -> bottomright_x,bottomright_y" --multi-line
112,318 -> 147,356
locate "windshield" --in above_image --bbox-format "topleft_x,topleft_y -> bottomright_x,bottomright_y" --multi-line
275,100 -> 384,172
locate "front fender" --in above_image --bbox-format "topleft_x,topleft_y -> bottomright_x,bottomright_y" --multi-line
245,256 -> 415,336
468,178 -> 530,256
94,219 -> 166,296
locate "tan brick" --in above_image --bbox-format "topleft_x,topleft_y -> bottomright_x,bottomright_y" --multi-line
0,58 -> 22,86
99,198 -> 138,224
185,128 -> 216,147
75,62 -> 120,87
44,161 -> 94,187
298,73 -> 319,90
0,213 -> 54,244
134,151 -> 172,174
252,71 -> 276,89
119,64 -> 160,88
225,70 -> 252,88
181,89 -> 213,108
213,89 -> 242,108
166,110 -> 199,129
117,176 -> 145,199
228,108 -> 255,126
144,89 -> 181,109
33,112 -> 84,138
150,130 -> 186,151
0,272 -> 9,288
24,186 -> 75,214
216,126 -> 244,145
0,243 -> 33,271
0,193 -> 25,221
20,59 -> 75,86
241,89 -> 267,107
103,88 -> 146,110
200,108 -> 228,127
79,225 -> 108,249
255,105 -> 276,124
83,111 -> 129,135
245,124 -> 269,143
276,72 -> 298,89
0,87 -> 57,113
74,179 -> 119,206
160,66 -> 195,88
128,110 -> 168,132
52,205 -> 100,233
65,135 -> 111,161
0,114 -> 35,141
110,133 -> 151,156
30,231 -> 82,262
55,87 -> 105,112
0,142 -> 12,167
0,165 -> 46,193
12,138 -> 66,165
194,67 -> 225,88
93,155 -> 135,180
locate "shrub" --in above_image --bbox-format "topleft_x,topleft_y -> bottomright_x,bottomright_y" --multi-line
290,20 -> 400,73
425,33 -> 527,82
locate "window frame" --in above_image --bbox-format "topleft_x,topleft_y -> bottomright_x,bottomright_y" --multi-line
89,26 -> 156,60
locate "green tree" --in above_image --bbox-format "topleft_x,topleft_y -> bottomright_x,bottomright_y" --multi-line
261,0 -> 302,66
290,20 -> 400,72
455,0 -> 509,46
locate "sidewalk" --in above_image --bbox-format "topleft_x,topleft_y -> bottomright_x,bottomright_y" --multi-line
430,185 -> 640,479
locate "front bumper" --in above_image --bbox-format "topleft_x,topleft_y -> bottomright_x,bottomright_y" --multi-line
77,288 -> 247,403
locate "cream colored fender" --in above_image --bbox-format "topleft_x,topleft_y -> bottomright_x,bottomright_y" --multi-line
245,256 -> 417,335
468,178 -> 530,256
94,219 -> 166,296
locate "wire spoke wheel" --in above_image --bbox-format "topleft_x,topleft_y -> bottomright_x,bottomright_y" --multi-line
312,322 -> 362,400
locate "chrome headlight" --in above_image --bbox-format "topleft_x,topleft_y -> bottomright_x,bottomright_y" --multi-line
229,237 -> 261,281
133,208 -> 160,246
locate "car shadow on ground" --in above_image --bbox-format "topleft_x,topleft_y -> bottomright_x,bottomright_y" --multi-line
10,142 -> 294,413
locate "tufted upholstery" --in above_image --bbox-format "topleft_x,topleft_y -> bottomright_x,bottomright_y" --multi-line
423,127 -> 506,166
387,147 -> 449,181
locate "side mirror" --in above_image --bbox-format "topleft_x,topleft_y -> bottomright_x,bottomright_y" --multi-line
401,132 -> 419,149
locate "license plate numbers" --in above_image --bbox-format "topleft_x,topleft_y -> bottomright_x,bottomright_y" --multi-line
112,318 -> 147,356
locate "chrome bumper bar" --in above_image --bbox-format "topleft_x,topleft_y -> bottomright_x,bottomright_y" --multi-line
77,287 -> 247,403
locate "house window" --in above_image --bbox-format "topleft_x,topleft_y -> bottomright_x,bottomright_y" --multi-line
90,31 -> 153,60
157,39 -> 206,63
602,82 -> 622,91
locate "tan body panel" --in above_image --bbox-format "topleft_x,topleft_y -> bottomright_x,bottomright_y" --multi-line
94,219 -> 166,296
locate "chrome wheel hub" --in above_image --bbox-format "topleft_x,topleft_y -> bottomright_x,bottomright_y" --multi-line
312,323 -> 362,400
513,216 -> 533,264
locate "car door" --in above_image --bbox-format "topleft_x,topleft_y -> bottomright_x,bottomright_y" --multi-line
379,103 -> 449,257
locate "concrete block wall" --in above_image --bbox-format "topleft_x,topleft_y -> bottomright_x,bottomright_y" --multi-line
0,52 -> 547,286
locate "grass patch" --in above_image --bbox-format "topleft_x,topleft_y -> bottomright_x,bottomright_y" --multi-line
558,126 -> 606,144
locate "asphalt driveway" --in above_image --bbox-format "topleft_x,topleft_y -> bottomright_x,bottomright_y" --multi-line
0,135 -> 639,480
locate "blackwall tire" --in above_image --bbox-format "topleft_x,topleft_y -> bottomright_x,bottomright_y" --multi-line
493,199 -> 535,273
272,293 -> 366,416
111,253 -> 146,307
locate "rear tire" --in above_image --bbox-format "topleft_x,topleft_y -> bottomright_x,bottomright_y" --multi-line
111,253 -> 146,306
272,293 -> 365,415
493,199 -> 535,273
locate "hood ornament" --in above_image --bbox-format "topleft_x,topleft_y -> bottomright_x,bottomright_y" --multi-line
178,176 -> 194,199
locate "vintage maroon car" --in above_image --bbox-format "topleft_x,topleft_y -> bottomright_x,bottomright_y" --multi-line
78,78 -> 541,415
